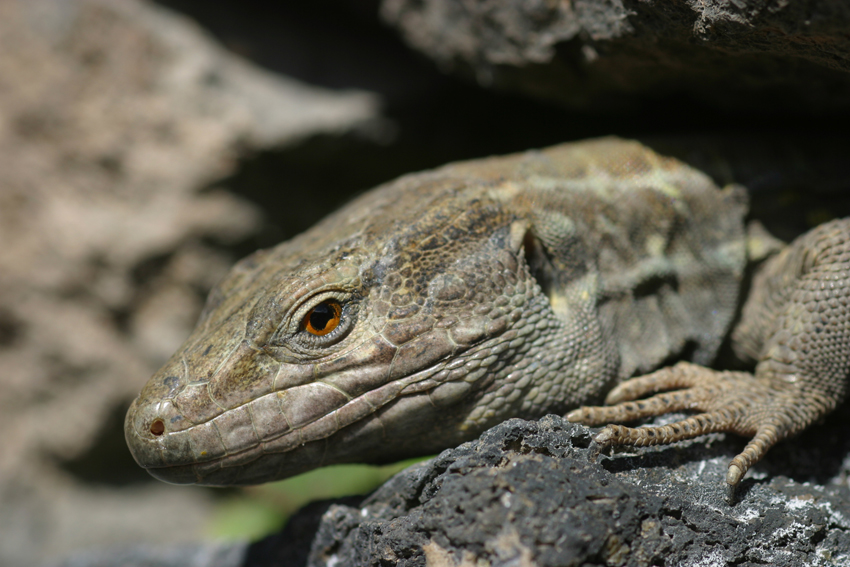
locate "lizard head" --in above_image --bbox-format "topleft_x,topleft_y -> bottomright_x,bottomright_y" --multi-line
124,172 -> 564,485
125,138 -> 745,486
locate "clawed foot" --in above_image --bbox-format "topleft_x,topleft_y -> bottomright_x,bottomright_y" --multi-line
567,361 -> 828,491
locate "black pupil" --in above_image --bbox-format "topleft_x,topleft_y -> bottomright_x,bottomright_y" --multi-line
309,303 -> 335,331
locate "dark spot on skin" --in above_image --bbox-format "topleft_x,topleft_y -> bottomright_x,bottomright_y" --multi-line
384,273 -> 402,289
445,226 -> 469,241
420,235 -> 447,250
203,344 -> 213,356
361,267 -> 377,286
633,272 -> 680,299
388,305 -> 421,319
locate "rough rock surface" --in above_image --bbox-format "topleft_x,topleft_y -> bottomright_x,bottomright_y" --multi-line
280,416 -> 850,567
382,0 -> 850,113
0,0 -> 379,565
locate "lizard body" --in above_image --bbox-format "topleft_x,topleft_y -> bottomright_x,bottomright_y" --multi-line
124,137 -> 850,488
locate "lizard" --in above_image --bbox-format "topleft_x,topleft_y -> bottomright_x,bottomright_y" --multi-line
124,136 -> 850,495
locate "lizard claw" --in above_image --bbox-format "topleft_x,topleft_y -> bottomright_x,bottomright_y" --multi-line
726,464 -> 744,487
591,426 -> 617,447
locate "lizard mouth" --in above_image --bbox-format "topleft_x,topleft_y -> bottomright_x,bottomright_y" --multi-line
124,363 -> 448,485
138,434 -> 333,486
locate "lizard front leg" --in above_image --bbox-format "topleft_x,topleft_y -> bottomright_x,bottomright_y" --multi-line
568,218 -> 850,489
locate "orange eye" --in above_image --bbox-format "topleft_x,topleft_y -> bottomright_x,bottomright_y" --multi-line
303,300 -> 342,336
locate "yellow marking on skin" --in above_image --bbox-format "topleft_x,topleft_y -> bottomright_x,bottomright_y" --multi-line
655,180 -> 683,199
491,180 -> 522,199
646,234 -> 667,257
526,175 -> 577,191
550,294 -> 570,313
509,219 -> 529,252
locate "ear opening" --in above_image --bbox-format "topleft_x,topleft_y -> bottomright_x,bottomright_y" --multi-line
514,214 -> 595,323
521,229 -> 558,303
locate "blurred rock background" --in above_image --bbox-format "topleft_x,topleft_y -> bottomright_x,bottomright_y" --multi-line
1,0 -> 848,565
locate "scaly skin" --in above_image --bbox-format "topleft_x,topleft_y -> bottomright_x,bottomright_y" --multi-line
568,217 -> 850,488
124,137 -> 849,489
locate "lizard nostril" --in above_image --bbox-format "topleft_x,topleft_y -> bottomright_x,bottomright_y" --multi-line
150,419 -> 165,436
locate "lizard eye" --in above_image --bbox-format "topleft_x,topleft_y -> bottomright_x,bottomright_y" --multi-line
283,292 -> 356,349
303,299 -> 342,336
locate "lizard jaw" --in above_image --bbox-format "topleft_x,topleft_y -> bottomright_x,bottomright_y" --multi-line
124,362 -> 457,485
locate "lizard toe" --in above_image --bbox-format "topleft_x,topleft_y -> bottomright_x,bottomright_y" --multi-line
569,364 -> 744,426
592,407 -> 743,448
604,361 -> 742,405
